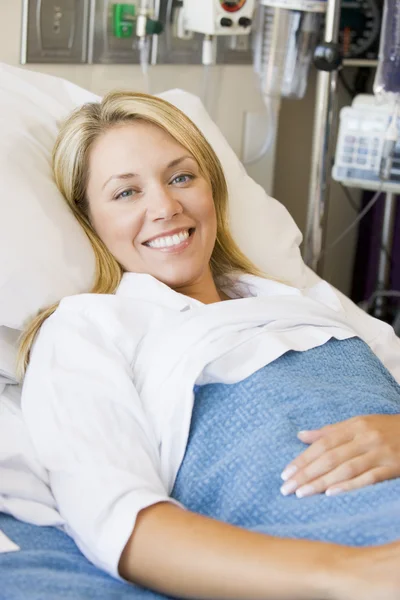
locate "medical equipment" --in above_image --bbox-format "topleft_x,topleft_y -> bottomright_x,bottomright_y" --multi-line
332,94 -> 400,321
255,0 -> 325,100
339,0 -> 382,60
111,1 -> 163,78
333,95 -> 400,192
305,0 -> 400,276
241,0 -> 325,163
181,0 -> 255,37
178,0 -> 255,65
175,0 -> 325,161
331,0 -> 400,323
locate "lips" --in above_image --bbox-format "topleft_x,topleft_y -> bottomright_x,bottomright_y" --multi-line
143,227 -> 194,246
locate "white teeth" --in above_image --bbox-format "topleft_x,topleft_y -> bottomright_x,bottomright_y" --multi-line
147,229 -> 190,249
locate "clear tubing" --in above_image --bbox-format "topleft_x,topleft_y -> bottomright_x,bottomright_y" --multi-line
379,97 -> 400,180
243,98 -> 279,165
322,187 -> 383,255
139,37 -> 151,92
200,63 -> 221,119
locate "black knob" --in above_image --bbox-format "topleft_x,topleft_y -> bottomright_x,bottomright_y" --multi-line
238,17 -> 252,27
220,17 -> 233,27
313,42 -> 342,72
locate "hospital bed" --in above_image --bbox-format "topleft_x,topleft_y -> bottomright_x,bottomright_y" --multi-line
0,61 -> 397,599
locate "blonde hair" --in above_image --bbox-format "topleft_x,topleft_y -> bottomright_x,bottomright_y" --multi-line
17,91 -> 263,379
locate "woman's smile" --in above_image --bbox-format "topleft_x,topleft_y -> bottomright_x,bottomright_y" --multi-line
143,227 -> 195,253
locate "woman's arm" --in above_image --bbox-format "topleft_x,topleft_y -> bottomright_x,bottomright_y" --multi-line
120,501 -> 400,600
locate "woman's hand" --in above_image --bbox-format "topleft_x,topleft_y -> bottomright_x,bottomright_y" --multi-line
280,414 -> 400,498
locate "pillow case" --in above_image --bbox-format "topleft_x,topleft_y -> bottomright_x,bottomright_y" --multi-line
0,327 -> 19,384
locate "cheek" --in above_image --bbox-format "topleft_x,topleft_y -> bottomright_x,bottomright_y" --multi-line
91,207 -> 143,250
202,193 -> 217,237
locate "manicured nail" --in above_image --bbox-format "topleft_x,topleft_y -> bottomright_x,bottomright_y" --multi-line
297,430 -> 312,439
326,488 -> 343,497
280,480 -> 298,496
296,485 -> 315,498
281,465 -> 298,481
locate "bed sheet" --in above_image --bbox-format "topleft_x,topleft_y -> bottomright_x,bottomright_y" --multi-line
0,514 -> 171,600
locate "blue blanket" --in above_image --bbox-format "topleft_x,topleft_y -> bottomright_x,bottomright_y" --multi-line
171,337 -> 400,545
2,336 -> 400,599
0,514 -> 169,599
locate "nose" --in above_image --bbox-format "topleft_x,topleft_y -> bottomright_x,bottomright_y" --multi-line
147,183 -> 183,221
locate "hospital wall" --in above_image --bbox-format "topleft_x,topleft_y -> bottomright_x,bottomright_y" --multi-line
0,0 -> 361,296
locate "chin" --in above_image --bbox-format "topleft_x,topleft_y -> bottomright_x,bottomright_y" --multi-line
154,267 -> 203,291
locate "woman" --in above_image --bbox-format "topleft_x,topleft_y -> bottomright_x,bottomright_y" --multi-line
15,90 -> 400,599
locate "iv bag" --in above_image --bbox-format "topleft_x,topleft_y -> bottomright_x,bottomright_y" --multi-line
373,0 -> 400,97
254,3 -> 323,99
281,11 -> 321,98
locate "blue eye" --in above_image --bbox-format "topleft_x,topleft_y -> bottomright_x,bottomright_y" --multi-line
115,188 -> 136,200
171,174 -> 194,185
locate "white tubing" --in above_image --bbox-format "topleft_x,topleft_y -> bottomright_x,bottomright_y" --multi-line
202,36 -> 216,66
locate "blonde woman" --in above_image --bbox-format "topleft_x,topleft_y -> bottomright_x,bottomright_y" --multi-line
12,91 -> 400,600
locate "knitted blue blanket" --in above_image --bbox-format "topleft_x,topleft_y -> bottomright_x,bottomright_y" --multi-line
171,337 -> 400,545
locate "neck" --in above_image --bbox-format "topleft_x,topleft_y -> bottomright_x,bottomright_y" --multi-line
175,271 -> 228,305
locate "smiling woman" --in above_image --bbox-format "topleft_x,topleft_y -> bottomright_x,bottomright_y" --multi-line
42,91 -> 261,313
15,90 -> 400,600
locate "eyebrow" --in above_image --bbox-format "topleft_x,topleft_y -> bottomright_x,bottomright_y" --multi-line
101,155 -> 195,191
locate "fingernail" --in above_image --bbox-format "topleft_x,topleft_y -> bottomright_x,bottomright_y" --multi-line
326,488 -> 343,497
297,430 -> 312,439
281,465 -> 298,481
296,485 -> 314,498
280,480 -> 298,496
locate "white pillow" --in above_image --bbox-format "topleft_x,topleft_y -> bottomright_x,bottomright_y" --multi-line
0,327 -> 19,384
0,63 -> 306,378
0,383 -> 65,525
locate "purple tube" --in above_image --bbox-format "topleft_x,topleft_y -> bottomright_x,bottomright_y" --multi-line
374,0 -> 400,95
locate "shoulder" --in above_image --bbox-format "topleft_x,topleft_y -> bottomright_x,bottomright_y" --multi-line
58,291 -> 121,316
43,293 -> 123,339
33,292 -> 149,365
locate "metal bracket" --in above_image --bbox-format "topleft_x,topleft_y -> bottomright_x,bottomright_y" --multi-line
21,0 -> 90,64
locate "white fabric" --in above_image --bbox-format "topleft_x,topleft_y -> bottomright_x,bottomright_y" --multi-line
303,265 -> 400,383
20,273 -> 400,578
0,383 -> 64,526
0,530 -> 20,554
0,327 -> 20,384
0,62 -> 305,381
0,64 -> 98,332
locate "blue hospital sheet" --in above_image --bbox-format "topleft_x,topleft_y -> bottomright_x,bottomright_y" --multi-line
0,515 -> 170,600
2,336 -> 400,599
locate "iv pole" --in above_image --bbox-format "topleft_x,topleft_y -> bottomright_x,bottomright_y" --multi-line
303,0 -> 342,274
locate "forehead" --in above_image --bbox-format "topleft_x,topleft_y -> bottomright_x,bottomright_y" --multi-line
90,120 -> 186,161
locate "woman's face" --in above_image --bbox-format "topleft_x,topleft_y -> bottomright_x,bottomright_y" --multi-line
86,121 -> 217,292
